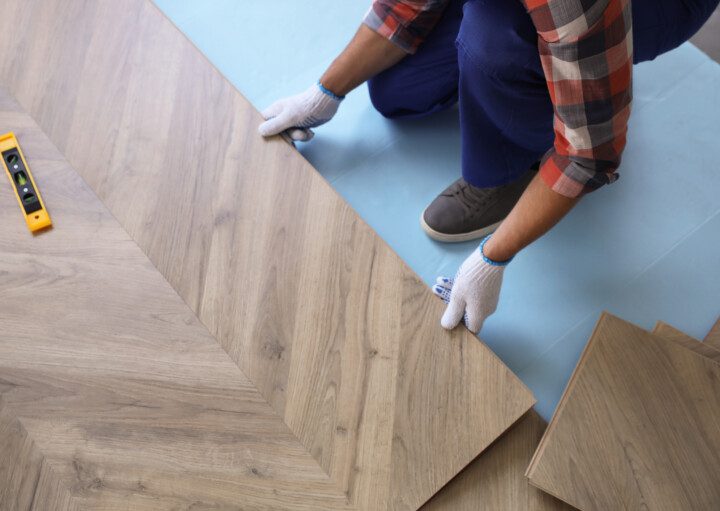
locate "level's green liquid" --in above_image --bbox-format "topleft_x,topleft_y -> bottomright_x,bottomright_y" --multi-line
14,171 -> 27,186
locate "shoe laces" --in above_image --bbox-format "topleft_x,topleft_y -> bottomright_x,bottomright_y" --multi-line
452,182 -> 494,216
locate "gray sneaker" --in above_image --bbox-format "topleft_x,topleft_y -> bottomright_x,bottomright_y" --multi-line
420,167 -> 537,243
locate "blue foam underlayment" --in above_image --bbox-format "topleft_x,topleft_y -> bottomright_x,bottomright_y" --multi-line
155,0 -> 720,420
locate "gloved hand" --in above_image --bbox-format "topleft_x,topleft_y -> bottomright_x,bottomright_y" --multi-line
432,236 -> 511,334
258,81 -> 344,142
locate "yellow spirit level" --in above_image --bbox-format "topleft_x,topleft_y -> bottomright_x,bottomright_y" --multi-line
1,132 -> 52,232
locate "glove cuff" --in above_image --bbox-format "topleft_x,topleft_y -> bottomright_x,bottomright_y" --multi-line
479,235 -> 513,267
317,80 -> 345,101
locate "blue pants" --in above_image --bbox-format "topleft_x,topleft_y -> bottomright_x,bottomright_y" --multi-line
368,0 -> 718,188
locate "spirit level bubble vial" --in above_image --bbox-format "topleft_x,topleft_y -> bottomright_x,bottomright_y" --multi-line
1,132 -> 52,232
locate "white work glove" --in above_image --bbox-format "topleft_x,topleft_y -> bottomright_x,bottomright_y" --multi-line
432,236 -> 510,334
258,81 -> 343,142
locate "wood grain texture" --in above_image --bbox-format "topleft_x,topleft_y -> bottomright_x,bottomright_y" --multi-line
653,321 -> 720,362
526,313 -> 720,511
0,0 -> 534,508
421,411 -> 574,511
706,317 -> 720,349
0,405 -> 46,511
0,93 -> 349,510
0,410 -> 79,511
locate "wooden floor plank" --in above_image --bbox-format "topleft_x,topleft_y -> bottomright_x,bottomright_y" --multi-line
422,318 -> 685,510
0,405 -> 46,511
0,410 -> 79,511
652,321 -> 720,362
421,411 -> 574,511
0,0 -> 534,508
526,313 -> 720,511
706,317 -> 720,349
0,92 -> 349,510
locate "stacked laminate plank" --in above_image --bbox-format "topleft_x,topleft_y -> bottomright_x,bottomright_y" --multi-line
422,314 -> 720,511
525,313 -> 720,510
653,320 -> 720,362
421,411 -> 573,510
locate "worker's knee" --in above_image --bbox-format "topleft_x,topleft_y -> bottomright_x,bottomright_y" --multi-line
368,68 -> 446,119
456,0 -> 538,78
369,55 -> 461,118
367,72 -> 406,118
369,68 -> 459,119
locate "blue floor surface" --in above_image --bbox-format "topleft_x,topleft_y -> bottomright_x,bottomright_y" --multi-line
155,0 -> 720,420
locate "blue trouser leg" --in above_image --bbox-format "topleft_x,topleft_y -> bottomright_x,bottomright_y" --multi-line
456,0 -> 719,187
456,0 -> 551,187
367,0 -> 466,118
369,0 -> 719,187
634,0 -> 720,62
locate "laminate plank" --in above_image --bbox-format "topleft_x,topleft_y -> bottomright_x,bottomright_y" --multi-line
421,411 -> 574,511
706,317 -> 720,349
29,464 -> 80,511
0,0 -> 535,508
0,92 -> 350,510
0,405 -> 45,511
0,412 -> 80,511
653,321 -> 720,362
526,313 -> 720,511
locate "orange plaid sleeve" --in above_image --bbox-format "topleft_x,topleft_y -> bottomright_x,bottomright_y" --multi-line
365,0 -> 633,197
363,0 -> 451,54
522,0 -> 634,197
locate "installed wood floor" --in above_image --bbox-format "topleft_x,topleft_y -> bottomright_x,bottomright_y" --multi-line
0,1 -> 534,509
526,313 -> 720,511
0,90 -> 348,510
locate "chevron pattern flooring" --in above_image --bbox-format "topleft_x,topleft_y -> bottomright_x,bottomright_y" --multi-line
0,1 -> 534,509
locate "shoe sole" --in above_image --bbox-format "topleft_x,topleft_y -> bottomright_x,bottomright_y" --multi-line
419,210 -> 503,243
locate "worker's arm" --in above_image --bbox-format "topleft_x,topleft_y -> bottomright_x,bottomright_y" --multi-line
323,0 -> 452,95
483,173 -> 578,261
259,1 -> 450,140
488,0 -> 633,259
258,25 -> 406,140
528,0 -> 633,198
436,0 -> 633,333
320,25 -> 407,98
434,174 -> 578,333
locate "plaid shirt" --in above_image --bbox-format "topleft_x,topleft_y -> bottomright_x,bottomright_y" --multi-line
363,0 -> 633,198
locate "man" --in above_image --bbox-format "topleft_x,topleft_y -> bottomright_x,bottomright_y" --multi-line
259,0 -> 717,333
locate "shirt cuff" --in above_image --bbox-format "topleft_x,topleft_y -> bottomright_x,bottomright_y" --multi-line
539,151 -> 619,199
362,7 -> 420,54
